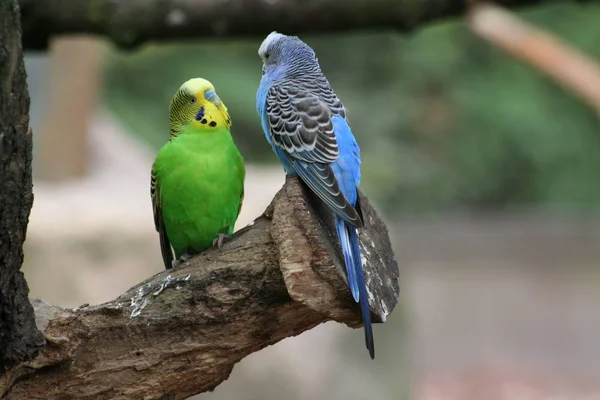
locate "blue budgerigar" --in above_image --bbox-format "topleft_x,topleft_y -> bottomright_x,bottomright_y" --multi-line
256,32 -> 374,359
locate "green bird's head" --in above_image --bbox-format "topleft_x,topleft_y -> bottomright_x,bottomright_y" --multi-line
169,78 -> 232,138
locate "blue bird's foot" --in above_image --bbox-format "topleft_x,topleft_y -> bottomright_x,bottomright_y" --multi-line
170,251 -> 194,268
212,233 -> 231,250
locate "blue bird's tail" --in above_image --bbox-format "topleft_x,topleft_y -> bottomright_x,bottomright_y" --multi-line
335,215 -> 374,359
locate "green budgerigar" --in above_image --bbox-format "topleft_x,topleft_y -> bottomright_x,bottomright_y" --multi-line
151,78 -> 245,269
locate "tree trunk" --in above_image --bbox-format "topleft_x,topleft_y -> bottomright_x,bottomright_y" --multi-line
0,0 -> 45,371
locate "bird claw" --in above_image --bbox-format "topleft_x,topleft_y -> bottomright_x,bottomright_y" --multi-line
212,233 -> 230,250
171,252 -> 193,268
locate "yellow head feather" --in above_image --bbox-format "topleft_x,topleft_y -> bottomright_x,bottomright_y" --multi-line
168,78 -> 231,138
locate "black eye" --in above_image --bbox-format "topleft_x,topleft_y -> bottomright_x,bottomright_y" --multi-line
265,53 -> 270,60
190,97 -> 196,104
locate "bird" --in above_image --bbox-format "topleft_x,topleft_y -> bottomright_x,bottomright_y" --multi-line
256,32 -> 374,359
151,78 -> 245,270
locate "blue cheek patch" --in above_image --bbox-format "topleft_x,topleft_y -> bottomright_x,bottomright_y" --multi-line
195,106 -> 205,121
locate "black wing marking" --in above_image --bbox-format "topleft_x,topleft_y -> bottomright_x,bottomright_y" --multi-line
266,84 -> 362,227
266,84 -> 338,163
151,170 -> 174,269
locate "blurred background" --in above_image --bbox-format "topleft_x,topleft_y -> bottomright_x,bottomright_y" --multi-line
21,2 -> 600,399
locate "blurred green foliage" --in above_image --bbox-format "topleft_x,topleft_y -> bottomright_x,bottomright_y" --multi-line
101,2 -> 600,216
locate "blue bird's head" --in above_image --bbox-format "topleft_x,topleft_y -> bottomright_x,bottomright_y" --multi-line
258,32 -> 321,80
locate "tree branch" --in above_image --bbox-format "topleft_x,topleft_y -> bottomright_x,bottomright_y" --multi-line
469,2 -> 600,116
0,176 -> 399,400
18,0 -> 592,50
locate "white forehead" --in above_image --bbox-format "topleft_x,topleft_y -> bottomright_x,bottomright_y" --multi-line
258,31 -> 285,57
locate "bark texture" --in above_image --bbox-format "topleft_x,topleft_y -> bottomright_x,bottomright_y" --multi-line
0,176 -> 399,400
18,0 -> 593,50
0,0 -> 45,371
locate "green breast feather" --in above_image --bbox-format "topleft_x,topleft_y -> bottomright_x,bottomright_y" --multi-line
151,125 -> 245,269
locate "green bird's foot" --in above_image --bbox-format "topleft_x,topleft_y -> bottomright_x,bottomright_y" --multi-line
212,233 -> 231,250
171,251 -> 194,268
